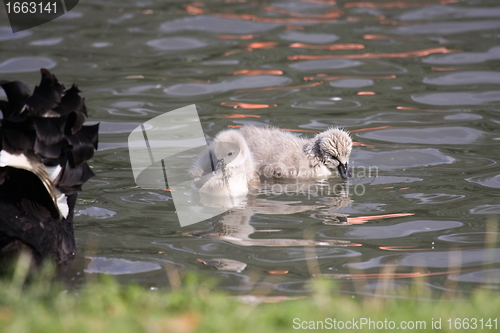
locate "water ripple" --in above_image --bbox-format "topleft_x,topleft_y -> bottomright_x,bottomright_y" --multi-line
160,15 -> 281,33
448,269 -> 500,284
85,257 -> 161,275
399,5 -> 500,21
322,220 -> 462,240
147,37 -> 208,51
121,192 -> 172,204
394,20 -> 500,35
30,37 -> 63,46
444,113 -> 482,121
163,75 -> 291,96
423,71 -> 500,85
357,127 -> 483,144
329,79 -> 373,88
0,26 -> 31,41
280,31 -> 339,44
402,193 -> 465,205
289,59 -> 362,71
291,98 -> 361,110
423,46 -> 500,65
470,204 -> 500,214
0,57 -> 56,73
349,249 -> 500,270
438,232 -> 499,244
75,206 -> 117,219
413,91 -> 500,106
352,148 -> 454,170
467,173 -> 500,189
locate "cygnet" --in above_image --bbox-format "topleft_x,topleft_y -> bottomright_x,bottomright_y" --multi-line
239,125 -> 352,179
188,129 -> 259,198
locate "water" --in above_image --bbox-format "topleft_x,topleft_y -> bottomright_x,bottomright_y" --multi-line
1,0 -> 500,297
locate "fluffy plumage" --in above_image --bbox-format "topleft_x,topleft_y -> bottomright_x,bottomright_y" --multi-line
188,129 -> 259,198
239,125 -> 352,179
0,69 -> 98,265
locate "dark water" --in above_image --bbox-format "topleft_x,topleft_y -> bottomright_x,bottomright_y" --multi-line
1,0 -> 500,298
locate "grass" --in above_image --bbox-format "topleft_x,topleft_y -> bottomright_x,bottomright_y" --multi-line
0,253 -> 499,332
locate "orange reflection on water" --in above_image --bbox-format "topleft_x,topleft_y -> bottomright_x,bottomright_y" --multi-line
288,47 -> 457,60
431,67 -> 457,71
364,33 -> 423,41
379,246 -> 426,251
363,34 -> 390,40
289,43 -> 365,51
185,5 -> 204,14
280,128 -> 321,133
380,19 -> 410,26
353,142 -> 375,148
286,25 -> 304,30
268,270 -> 289,275
221,103 -> 276,109
233,69 -> 283,75
222,49 -> 242,57
397,106 -> 450,113
264,6 -> 343,19
213,12 -> 341,24
223,113 -> 262,118
302,0 -> 337,4
358,91 -> 376,95
348,14 -> 386,20
247,42 -> 278,49
217,34 -> 257,40
348,213 -> 414,224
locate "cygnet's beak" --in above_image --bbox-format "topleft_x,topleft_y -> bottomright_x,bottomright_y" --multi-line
215,158 -> 226,170
209,150 -> 226,172
337,163 -> 350,179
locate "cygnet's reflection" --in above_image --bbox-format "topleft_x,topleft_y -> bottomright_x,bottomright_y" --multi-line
199,193 -> 352,247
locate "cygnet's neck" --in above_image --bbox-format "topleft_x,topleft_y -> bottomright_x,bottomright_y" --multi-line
303,135 -> 325,169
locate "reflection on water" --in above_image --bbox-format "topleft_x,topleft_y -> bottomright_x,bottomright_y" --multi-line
2,0 -> 500,297
0,56 -> 56,73
196,188 -> 353,247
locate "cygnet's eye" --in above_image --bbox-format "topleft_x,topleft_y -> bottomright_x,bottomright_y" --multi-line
228,152 -> 233,156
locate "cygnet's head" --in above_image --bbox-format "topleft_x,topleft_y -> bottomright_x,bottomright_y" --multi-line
210,130 -> 253,172
315,128 -> 352,179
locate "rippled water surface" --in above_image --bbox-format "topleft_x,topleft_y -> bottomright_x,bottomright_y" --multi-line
2,0 -> 500,297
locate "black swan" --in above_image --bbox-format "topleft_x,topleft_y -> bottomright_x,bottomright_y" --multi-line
0,69 -> 98,266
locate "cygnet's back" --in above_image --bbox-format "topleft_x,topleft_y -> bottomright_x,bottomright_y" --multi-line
239,126 -> 314,178
239,125 -> 352,179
